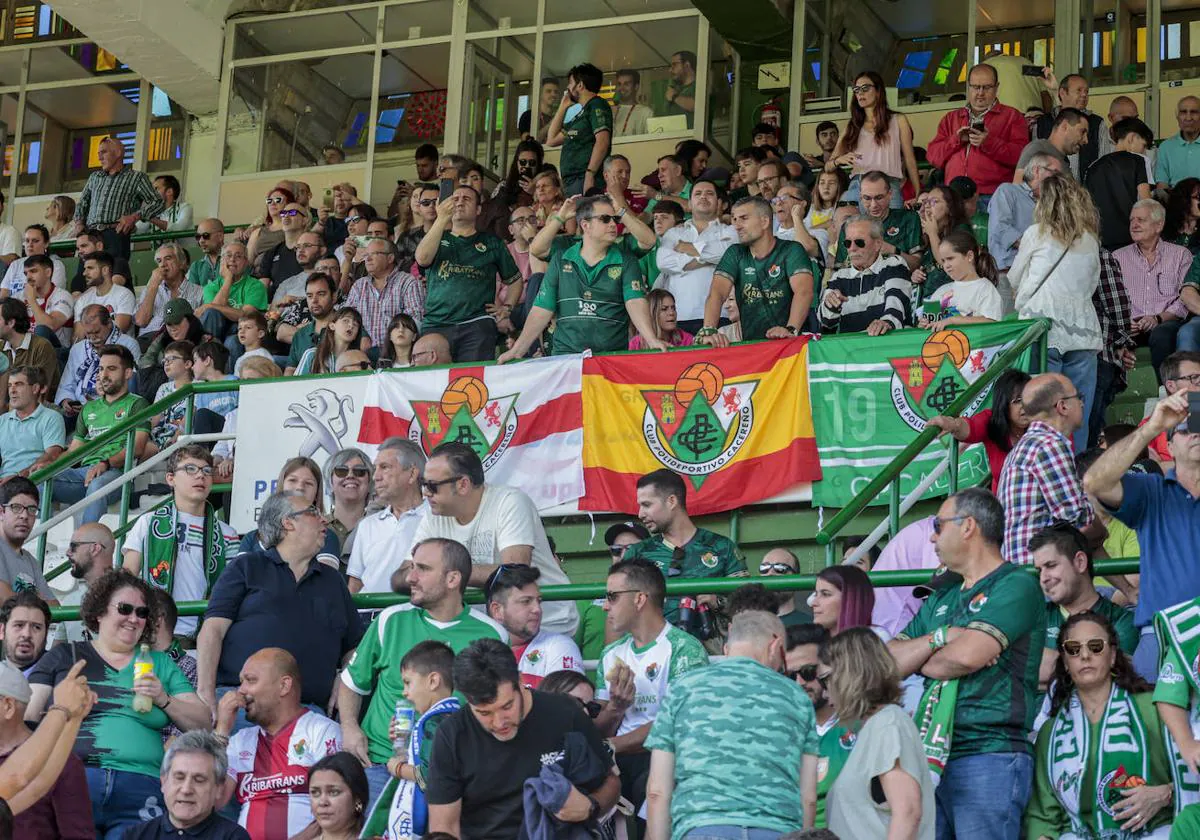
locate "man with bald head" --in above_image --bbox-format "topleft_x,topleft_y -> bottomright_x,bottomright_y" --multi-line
757,548 -> 808,627
413,333 -> 451,367
188,218 -> 227,290
996,373 -> 1105,565
335,349 -> 372,373
1156,96 -> 1200,190
71,136 -> 163,260
218,647 -> 342,839
57,522 -> 114,642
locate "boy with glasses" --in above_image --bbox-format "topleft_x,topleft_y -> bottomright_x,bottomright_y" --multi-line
149,340 -> 194,451
122,445 -> 238,643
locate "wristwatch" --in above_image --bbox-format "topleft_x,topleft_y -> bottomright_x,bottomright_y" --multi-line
586,794 -> 602,821
785,325 -> 799,335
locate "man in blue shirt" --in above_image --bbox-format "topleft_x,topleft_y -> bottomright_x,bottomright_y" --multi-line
1154,96 -> 1200,190
1084,389 -> 1200,681
988,152 -> 1066,271
0,366 -> 65,478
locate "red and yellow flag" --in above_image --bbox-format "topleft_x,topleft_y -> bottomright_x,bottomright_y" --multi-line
581,338 -> 821,515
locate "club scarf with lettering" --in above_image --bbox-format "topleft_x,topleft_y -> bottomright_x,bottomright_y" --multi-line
1154,598 -> 1200,812
914,677 -> 957,787
1048,684 -> 1153,838
361,696 -> 461,840
140,500 -> 228,600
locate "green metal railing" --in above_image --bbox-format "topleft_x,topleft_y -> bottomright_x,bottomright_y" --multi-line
45,224 -> 242,256
815,318 -> 1051,564
44,558 -> 1144,623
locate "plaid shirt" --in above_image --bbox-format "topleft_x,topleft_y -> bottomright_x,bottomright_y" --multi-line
346,268 -> 425,346
1094,248 -> 1135,388
1113,239 -> 1193,320
74,165 -> 164,226
996,420 -> 1094,565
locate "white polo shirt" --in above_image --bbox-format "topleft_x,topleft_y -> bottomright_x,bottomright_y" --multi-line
347,500 -> 428,593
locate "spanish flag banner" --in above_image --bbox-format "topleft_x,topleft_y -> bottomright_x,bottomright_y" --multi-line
580,338 -> 822,515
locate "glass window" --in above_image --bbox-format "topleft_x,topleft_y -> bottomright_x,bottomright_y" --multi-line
383,0 -> 455,41
6,2 -> 78,45
233,8 -> 377,57
540,17 -> 700,136
225,52 -> 376,174
0,48 -> 24,87
1082,0 -> 1145,86
147,87 -> 185,176
544,0 -> 692,27
24,82 -> 138,194
373,43 -> 451,155
467,0 -> 537,33
464,33 -> 534,174
29,41 -> 130,83
707,29 -> 735,158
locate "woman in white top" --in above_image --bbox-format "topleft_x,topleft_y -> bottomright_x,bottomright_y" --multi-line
827,71 -> 921,209
1008,175 -> 1102,452
823,627 -> 935,840
44,195 -> 76,241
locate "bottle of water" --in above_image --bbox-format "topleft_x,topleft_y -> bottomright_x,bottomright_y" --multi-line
392,698 -> 416,756
132,644 -> 155,714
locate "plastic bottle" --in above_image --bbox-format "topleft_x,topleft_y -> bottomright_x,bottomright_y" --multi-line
133,644 -> 155,714
392,698 -> 416,756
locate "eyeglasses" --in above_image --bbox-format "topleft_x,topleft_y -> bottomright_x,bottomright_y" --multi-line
1063,638 -> 1108,657
163,355 -> 185,364
794,664 -> 820,682
172,464 -> 214,477
608,544 -> 631,557
511,216 -> 536,225
333,465 -> 370,478
266,196 -> 285,205
285,504 -> 322,520
1058,392 -> 1084,405
755,176 -> 782,187
279,209 -> 302,218
115,602 -> 150,619
1,503 -> 36,516
759,562 -> 796,575
848,238 -> 869,248
420,475 -> 462,493
586,214 -> 620,225
68,540 -> 98,553
967,84 -> 997,92
932,514 -> 969,534
1170,372 -> 1200,387
418,199 -> 437,207
605,589 -> 642,602
852,83 -> 876,94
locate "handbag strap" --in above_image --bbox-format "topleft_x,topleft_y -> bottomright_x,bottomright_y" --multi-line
1020,244 -> 1070,305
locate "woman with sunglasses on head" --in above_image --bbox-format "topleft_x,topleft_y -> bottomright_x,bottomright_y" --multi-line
324,447 -> 374,573
820,627 -> 935,840
1025,611 -> 1174,839
926,367 -> 1031,495
246,185 -> 295,266
25,568 -> 211,838
238,457 -> 341,568
827,70 -> 921,209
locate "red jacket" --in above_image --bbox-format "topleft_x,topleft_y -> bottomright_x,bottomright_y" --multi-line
926,103 -> 1028,196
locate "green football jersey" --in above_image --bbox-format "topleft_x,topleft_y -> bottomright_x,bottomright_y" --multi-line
533,241 -> 645,354
622,528 -> 748,628
815,718 -> 855,829
75,392 -> 150,466
423,231 -> 520,328
560,96 -> 613,180
1043,596 -> 1138,655
713,238 -> 814,340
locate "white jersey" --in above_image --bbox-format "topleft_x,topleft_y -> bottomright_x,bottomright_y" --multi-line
596,622 -> 708,736
514,630 -> 584,688
226,710 -> 342,840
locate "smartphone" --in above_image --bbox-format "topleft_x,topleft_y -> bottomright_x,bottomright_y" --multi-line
439,177 -> 456,201
1021,64 -> 1046,77
321,189 -> 334,210
354,235 -> 372,249
396,179 -> 408,187
970,116 -> 985,131
1188,392 -> 1200,434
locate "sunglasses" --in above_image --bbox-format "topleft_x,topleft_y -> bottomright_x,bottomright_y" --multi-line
512,216 -> 536,225
266,196 -> 285,205
115,602 -> 150,619
338,361 -> 372,372
172,463 -> 214,477
852,83 -> 876,94
794,664 -> 820,682
420,475 -> 462,493
587,214 -> 620,224
279,209 -> 303,218
760,562 -> 796,575
1063,638 -> 1108,657
485,563 -> 527,599
333,465 -> 370,478
285,504 -> 322,520
346,215 -> 364,224
605,589 -> 642,603
196,232 -> 215,241
608,544 -> 630,557
848,238 -> 869,248
932,514 -> 968,534
68,540 -> 98,553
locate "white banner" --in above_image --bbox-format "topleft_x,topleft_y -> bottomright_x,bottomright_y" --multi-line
229,376 -> 372,532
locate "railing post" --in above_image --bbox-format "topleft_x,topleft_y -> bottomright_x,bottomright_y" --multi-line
184,392 -> 195,435
948,439 -> 960,495
118,429 -> 135,533
888,480 -> 900,538
36,483 -> 52,568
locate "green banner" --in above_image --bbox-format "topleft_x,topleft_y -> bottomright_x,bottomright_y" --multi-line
808,322 -> 1035,508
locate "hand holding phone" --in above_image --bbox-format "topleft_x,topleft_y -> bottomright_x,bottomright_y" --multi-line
1021,64 -> 1046,77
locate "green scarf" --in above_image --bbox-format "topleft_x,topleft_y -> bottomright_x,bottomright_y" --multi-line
142,499 -> 228,602
1048,683 -> 1153,838
915,676 -> 957,787
1154,599 -> 1200,812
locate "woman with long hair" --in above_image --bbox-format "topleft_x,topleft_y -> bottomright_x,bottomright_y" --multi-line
808,168 -> 848,232
927,368 -> 1031,494
918,230 -> 1003,327
239,456 -> 341,562
629,289 -> 694,350
676,139 -> 712,181
378,313 -> 419,368
308,752 -> 371,840
44,195 -> 76,241
495,139 -> 545,213
247,185 -> 295,265
1025,611 -> 1173,838
1009,174 -> 1102,452
827,71 -> 921,208
911,187 -> 972,302
1163,176 -> 1200,251
810,566 -> 877,636
301,307 -> 368,375
821,627 -> 934,840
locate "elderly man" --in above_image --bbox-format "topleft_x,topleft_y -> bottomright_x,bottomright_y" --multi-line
655,179 -> 736,333
639,154 -> 693,217
819,216 -> 911,335
1016,107 -> 1090,180
833,171 -> 921,270
194,242 -> 267,353
133,244 -> 205,337
988,153 -> 1066,308
0,365 -> 64,480
125,730 -> 251,839
773,181 -> 827,261
927,64 -> 1028,208
196,490 -> 364,721
1113,199 -> 1193,378
1032,74 -> 1105,178
500,195 -> 664,360
345,237 -> 424,348
645,610 -> 819,840
415,185 -> 516,361
348,438 -> 427,594
888,488 -> 1044,840
218,648 -> 340,840
71,137 -> 163,260
55,305 -> 141,412
187,219 -> 226,289
1155,96 -> 1200,189
697,195 -> 814,345
412,332 -> 451,367
996,373 -> 1104,565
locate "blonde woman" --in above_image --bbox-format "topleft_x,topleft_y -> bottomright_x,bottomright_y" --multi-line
531,170 -> 575,233
629,289 -> 694,350
45,195 -> 76,241
822,627 -> 934,840
1008,175 -> 1102,452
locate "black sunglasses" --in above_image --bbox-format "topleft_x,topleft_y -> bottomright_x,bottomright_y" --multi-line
332,465 -> 370,478
932,514 -> 968,535
794,664 -> 820,682
420,475 -> 462,493
848,238 -> 869,248
668,546 -> 684,577
587,214 -> 620,224
196,232 -> 214,241
116,602 -> 150,619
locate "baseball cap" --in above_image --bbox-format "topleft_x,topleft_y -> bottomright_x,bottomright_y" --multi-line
912,566 -> 963,599
604,521 -> 650,546
163,298 -> 194,326
0,662 -> 31,705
